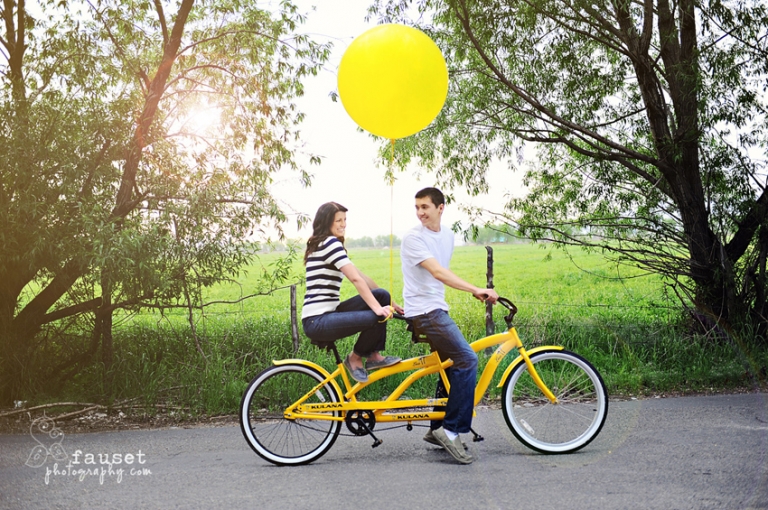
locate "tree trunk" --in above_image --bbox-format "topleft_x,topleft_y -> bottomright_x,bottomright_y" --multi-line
100,272 -> 114,373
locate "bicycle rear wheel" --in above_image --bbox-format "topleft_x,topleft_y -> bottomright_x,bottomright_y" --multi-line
502,349 -> 608,454
240,363 -> 342,465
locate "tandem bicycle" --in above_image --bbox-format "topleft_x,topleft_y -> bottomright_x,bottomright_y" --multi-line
239,297 -> 608,465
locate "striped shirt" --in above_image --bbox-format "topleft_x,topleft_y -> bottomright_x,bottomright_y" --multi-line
302,236 -> 352,319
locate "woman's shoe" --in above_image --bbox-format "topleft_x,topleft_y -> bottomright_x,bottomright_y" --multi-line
365,356 -> 401,370
343,355 -> 369,383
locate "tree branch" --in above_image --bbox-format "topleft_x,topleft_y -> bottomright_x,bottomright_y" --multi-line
153,0 -> 169,47
41,298 -> 102,324
112,0 -> 194,219
450,0 -> 659,167
726,188 -> 768,262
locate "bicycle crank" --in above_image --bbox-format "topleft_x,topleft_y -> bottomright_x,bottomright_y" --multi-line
345,410 -> 382,448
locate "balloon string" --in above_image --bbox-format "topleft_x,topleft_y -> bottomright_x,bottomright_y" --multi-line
389,138 -> 395,310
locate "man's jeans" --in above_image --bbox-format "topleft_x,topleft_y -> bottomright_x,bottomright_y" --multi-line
410,309 -> 478,434
302,288 -> 391,356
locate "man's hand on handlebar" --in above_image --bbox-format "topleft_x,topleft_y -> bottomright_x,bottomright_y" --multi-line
473,288 -> 499,304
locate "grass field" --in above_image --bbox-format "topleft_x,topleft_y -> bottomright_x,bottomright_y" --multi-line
49,243 -> 767,418
162,242 -> 673,323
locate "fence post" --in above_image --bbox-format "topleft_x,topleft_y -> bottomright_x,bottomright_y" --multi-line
290,284 -> 300,352
485,245 -> 495,339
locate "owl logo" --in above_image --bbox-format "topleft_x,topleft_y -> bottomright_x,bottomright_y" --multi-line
25,416 -> 67,468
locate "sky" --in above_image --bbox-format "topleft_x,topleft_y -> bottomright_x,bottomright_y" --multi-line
269,0 -> 525,241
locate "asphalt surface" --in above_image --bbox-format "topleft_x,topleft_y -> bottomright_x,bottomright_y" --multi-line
1,392 -> 767,509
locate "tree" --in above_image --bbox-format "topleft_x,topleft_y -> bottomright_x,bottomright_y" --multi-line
347,236 -> 375,248
374,234 -> 401,248
371,0 -> 768,336
466,224 -> 517,245
0,0 -> 328,404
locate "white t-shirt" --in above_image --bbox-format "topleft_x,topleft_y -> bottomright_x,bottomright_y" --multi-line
400,224 -> 454,316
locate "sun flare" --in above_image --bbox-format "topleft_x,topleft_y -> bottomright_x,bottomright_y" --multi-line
182,99 -> 223,136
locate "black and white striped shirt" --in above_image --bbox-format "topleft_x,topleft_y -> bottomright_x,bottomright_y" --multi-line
302,236 -> 352,319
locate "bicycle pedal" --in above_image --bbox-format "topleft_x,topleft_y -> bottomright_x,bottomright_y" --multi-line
372,439 -> 383,448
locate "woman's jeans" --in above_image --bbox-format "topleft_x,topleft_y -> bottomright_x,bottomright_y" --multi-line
410,309 -> 478,434
302,288 -> 391,357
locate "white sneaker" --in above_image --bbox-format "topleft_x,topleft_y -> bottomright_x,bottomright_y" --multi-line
430,427 -> 474,464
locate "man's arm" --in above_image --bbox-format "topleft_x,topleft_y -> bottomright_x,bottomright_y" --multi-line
419,258 -> 499,303
358,270 -> 379,290
358,269 -> 405,314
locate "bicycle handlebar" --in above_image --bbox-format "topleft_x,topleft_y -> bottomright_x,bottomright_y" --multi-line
497,297 -> 518,325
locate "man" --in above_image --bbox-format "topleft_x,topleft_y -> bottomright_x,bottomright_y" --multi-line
400,187 -> 499,464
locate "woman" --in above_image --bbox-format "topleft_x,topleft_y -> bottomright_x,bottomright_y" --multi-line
301,202 -> 403,383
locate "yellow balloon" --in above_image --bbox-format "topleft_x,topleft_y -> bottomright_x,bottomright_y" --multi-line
338,24 -> 449,140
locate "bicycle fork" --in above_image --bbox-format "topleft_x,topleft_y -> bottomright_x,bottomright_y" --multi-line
474,328 -> 559,405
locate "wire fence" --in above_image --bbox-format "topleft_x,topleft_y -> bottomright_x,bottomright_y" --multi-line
110,241 -> 691,347
112,285 -> 688,346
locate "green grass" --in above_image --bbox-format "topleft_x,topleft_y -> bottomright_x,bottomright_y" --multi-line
152,243 -> 673,326
24,243 -> 768,417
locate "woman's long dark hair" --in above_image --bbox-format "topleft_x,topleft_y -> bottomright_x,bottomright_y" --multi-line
304,202 -> 348,263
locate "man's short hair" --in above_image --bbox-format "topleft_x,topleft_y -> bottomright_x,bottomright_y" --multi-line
415,187 -> 445,207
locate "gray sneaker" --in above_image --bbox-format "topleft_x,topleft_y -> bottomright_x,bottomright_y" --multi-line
423,428 -> 467,450
430,427 -> 474,464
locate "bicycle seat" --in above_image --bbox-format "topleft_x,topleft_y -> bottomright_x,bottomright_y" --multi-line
308,338 -> 339,351
392,313 -> 429,344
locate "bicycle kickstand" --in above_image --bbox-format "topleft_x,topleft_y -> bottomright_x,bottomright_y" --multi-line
469,427 -> 484,442
355,419 -> 383,448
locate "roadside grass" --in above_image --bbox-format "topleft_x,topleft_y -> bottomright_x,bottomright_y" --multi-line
24,243 -> 768,418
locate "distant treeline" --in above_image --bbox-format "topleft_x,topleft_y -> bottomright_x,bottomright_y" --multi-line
345,235 -> 402,248
343,225 -> 521,247
254,236 -> 401,253
463,224 -> 520,244
257,225 -> 521,253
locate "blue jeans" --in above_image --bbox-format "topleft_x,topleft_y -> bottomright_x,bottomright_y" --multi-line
302,288 -> 391,357
410,309 -> 478,434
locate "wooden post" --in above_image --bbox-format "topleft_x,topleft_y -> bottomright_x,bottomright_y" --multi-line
485,245 -> 495,339
290,284 -> 300,352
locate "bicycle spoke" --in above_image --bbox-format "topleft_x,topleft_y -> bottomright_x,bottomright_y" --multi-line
241,365 -> 341,465
503,350 -> 608,453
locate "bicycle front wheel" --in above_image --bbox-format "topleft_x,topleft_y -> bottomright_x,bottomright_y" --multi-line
502,349 -> 608,454
240,363 -> 342,466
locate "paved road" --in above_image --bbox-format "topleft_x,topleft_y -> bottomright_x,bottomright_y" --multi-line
1,393 -> 767,509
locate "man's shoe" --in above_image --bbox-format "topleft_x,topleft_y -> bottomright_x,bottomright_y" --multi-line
424,428 -> 468,449
430,427 -> 474,464
343,355 -> 369,383
366,355 -> 401,370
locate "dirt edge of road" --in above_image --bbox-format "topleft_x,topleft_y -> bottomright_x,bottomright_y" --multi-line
1,386 -> 762,436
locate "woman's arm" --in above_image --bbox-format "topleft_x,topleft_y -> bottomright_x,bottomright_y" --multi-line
341,264 -> 392,317
357,269 -> 404,314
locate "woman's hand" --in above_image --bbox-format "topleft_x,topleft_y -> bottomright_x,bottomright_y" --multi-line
373,305 -> 394,318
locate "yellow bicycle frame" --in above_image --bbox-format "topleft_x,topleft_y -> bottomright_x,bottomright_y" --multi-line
274,326 -> 561,424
